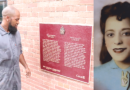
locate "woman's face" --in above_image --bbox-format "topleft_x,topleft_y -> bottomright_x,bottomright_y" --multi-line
105,16 -> 130,62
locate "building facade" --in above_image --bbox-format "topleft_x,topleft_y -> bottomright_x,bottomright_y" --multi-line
8,0 -> 93,90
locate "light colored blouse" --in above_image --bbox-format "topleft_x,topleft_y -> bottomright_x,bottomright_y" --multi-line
94,60 -> 130,90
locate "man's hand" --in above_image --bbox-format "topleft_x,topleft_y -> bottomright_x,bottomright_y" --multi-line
19,54 -> 31,78
25,67 -> 31,78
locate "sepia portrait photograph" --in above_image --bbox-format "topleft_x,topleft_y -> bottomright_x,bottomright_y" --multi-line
94,0 -> 130,90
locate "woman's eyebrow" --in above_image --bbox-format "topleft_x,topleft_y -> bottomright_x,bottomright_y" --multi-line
105,29 -> 114,33
122,28 -> 130,31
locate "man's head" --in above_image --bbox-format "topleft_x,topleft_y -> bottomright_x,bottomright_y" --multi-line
2,6 -> 20,34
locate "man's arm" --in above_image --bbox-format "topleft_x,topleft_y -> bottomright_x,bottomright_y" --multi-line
19,54 -> 31,77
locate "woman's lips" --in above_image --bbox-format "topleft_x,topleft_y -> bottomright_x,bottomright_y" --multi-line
113,48 -> 126,53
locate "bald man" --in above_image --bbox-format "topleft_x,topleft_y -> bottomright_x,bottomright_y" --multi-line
0,6 -> 31,90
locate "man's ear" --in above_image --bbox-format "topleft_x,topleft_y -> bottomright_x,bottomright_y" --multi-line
6,16 -> 11,22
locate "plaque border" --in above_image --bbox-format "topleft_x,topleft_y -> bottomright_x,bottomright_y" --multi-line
39,23 -> 93,84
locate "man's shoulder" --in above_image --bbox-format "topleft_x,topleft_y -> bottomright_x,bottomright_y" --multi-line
0,25 -> 5,35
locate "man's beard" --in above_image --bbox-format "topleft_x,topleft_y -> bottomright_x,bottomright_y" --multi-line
8,22 -> 17,35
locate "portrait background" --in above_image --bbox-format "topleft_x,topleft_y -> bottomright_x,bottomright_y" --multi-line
94,0 -> 130,67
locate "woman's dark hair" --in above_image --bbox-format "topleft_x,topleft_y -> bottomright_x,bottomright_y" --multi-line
100,2 -> 130,64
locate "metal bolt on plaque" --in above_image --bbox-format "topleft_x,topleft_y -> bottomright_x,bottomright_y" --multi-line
60,26 -> 65,35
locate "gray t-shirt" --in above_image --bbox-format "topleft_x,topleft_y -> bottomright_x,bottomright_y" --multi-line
0,25 -> 22,90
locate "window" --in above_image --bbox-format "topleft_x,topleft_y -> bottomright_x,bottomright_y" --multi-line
0,0 -> 7,21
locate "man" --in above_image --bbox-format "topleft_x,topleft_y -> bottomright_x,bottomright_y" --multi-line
0,6 -> 31,90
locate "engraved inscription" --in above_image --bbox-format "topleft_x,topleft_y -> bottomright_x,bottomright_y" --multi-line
70,37 -> 81,41
43,39 -> 61,63
43,65 -> 61,72
64,42 -> 86,69
47,34 -> 55,38
76,74 -> 85,79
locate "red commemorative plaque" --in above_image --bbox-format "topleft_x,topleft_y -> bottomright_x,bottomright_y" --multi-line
40,24 -> 92,83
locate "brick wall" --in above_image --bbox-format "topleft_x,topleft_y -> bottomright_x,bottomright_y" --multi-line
8,0 -> 93,90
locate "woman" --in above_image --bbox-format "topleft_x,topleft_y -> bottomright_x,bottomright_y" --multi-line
94,2 -> 130,90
